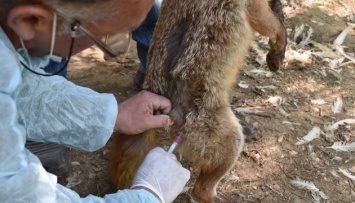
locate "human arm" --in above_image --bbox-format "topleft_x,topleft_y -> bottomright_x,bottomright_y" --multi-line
0,93 -> 160,203
15,68 -> 117,152
16,69 -> 174,150
0,95 -> 182,203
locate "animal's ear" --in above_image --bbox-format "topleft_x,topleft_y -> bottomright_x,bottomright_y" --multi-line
6,4 -> 54,40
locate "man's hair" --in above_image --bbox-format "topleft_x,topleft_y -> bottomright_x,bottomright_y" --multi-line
46,0 -> 118,23
0,0 -> 118,24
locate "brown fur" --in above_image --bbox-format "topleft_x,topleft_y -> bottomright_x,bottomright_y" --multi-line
109,129 -> 161,188
247,0 -> 287,72
109,0 -> 287,202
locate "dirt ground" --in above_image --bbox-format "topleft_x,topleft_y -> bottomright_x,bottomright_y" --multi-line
58,1 -> 355,202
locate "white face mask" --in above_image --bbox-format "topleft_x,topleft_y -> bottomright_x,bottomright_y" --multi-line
17,13 -> 63,70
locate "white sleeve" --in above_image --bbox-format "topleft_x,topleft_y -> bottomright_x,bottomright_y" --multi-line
0,93 -> 58,203
14,68 -> 118,151
56,185 -> 161,203
0,93 -> 159,203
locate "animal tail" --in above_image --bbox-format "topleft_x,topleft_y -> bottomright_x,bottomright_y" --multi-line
109,129 -> 162,189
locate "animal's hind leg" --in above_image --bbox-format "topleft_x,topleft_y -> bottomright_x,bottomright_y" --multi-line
247,0 -> 287,72
192,114 -> 244,203
193,155 -> 237,203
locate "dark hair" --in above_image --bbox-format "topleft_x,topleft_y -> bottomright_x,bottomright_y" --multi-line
0,1 -> 24,18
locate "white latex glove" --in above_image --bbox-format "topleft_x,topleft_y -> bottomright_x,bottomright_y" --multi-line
131,147 -> 190,203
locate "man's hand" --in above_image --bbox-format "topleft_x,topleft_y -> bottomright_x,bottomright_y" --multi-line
114,90 -> 174,134
131,147 -> 191,203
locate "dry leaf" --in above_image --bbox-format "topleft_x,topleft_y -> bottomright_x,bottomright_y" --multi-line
312,41 -> 340,58
285,49 -> 313,64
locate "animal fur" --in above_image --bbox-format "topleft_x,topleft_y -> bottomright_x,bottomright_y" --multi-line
109,0 -> 287,202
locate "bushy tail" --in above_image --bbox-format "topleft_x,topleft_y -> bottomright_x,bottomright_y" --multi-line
109,129 -> 162,189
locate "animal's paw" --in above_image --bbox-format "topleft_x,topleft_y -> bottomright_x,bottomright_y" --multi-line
266,49 -> 284,72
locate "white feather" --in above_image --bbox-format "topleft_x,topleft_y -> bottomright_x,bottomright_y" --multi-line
295,126 -> 321,145
334,44 -> 355,63
251,42 -> 267,65
333,25 -> 352,45
293,24 -> 304,42
282,121 -> 301,126
332,25 -> 355,63
331,97 -> 343,114
324,119 -> 355,132
238,81 -> 249,89
255,85 -> 278,90
290,177 -> 328,200
311,99 -> 326,105
290,177 -> 319,191
328,57 -> 344,70
278,106 -> 290,117
298,27 -> 314,48
265,96 -> 282,106
66,171 -> 82,188
250,68 -> 273,77
327,142 -> 355,152
338,168 -> 355,181
223,175 -> 240,183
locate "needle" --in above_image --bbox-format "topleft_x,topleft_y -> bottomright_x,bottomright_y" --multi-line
167,134 -> 182,153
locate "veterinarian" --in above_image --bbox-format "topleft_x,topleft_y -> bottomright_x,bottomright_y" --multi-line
0,0 -> 190,202
25,0 -> 162,177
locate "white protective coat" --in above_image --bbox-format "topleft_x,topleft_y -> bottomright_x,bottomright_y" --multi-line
0,27 -> 159,203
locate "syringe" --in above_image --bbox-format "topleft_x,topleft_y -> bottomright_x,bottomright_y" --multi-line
167,134 -> 182,153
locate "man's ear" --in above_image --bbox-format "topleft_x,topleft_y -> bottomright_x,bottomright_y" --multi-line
7,5 -> 54,40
